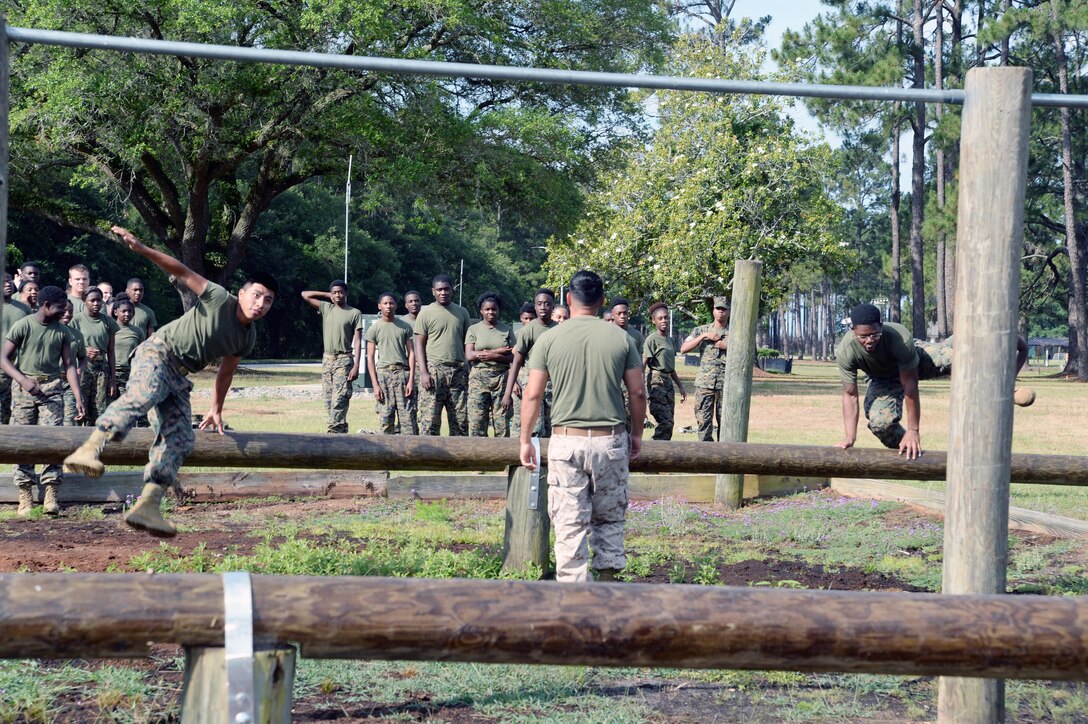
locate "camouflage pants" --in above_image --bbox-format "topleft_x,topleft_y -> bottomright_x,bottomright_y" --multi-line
547,432 -> 629,583
865,338 -> 954,448
322,353 -> 354,434
418,363 -> 468,436
694,386 -> 723,442
95,336 -> 195,490
79,355 -> 111,426
468,366 -> 511,437
511,369 -> 552,438
647,370 -> 675,441
377,367 -> 413,435
403,376 -> 419,435
12,378 -> 65,487
0,372 -> 11,425
63,382 -> 79,426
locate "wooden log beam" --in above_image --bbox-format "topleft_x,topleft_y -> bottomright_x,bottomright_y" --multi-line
1,573 -> 1087,681
3,427 -> 1087,483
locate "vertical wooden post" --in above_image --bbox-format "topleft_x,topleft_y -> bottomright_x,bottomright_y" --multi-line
181,645 -> 296,724
715,260 -> 762,509
937,67 -> 1032,724
502,464 -> 550,576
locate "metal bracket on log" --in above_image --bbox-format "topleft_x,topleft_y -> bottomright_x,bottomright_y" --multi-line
527,438 -> 541,510
223,572 -> 255,724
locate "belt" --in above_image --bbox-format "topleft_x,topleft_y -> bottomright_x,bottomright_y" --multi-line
552,424 -> 626,437
434,361 -> 464,368
380,364 -> 409,371
323,352 -> 353,358
33,374 -> 61,383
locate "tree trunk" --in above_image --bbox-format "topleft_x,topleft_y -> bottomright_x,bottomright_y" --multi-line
910,0 -> 928,339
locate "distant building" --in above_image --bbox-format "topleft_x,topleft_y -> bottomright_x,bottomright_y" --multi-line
1027,336 -> 1068,366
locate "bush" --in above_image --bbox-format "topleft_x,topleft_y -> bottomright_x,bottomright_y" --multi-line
757,347 -> 781,359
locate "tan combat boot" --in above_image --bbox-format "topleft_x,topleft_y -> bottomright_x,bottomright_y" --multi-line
123,483 -> 177,538
1014,387 -> 1036,407
16,485 -> 33,518
63,429 -> 110,478
43,483 -> 60,515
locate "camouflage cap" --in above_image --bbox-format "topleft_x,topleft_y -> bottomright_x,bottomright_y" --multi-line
713,295 -> 730,310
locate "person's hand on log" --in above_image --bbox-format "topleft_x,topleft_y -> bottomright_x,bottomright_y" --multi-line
520,441 -> 538,471
199,409 -> 228,435
898,429 -> 923,460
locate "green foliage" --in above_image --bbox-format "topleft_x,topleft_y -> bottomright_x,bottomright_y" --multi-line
757,347 -> 781,359
546,33 -> 848,316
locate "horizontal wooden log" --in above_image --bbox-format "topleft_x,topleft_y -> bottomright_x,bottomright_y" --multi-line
1,427 -> 1086,484
1,573 -> 1087,680
0,470 -> 388,503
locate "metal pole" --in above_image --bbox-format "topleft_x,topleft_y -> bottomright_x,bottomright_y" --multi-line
937,67 -> 1033,724
6,26 -> 1088,109
459,258 -> 464,307
344,154 -> 352,284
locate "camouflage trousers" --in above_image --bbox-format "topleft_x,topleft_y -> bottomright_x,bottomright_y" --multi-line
694,386 -> 723,442
377,367 -> 414,435
418,363 -> 468,436
647,370 -> 675,441
547,431 -> 629,582
12,378 -> 65,487
63,382 -> 79,426
96,336 -> 195,490
468,366 -> 511,437
511,369 -> 552,438
865,338 -> 954,448
79,355 -> 111,426
0,371 -> 11,425
322,353 -> 354,434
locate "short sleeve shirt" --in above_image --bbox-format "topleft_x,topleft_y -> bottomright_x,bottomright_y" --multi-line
2,300 -> 29,337
5,315 -> 69,377
643,331 -> 676,374
156,282 -> 257,373
365,318 -> 414,368
132,302 -> 159,336
529,316 -> 641,427
68,295 -> 86,317
414,302 -> 470,365
513,318 -> 556,362
466,322 -> 515,369
72,312 -> 119,353
835,322 -> 919,384
114,323 -> 147,368
318,301 -> 364,355
64,323 -> 87,365
623,326 -> 645,355
686,323 -> 729,389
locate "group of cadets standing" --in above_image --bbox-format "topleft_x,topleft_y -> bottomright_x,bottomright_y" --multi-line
1,257 -> 161,518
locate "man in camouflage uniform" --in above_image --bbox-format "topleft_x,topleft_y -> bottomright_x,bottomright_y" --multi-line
64,226 -> 276,537
679,296 -> 730,441
836,303 -> 1030,459
60,301 -> 87,426
643,302 -> 687,440
1,273 -> 32,424
414,275 -> 471,436
520,270 -> 645,583
466,292 -> 515,437
2,286 -> 84,516
399,290 -> 424,434
503,290 -> 556,437
367,292 -> 416,435
303,281 -> 363,433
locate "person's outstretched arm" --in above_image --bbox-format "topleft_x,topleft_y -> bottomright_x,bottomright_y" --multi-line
200,354 -> 241,434
112,226 -> 208,297
898,368 -> 922,459
837,383 -> 860,450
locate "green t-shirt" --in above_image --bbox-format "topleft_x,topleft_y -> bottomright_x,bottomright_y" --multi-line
64,323 -> 87,364
318,300 -> 364,355
529,316 -> 641,427
466,322 -> 515,369
132,302 -> 159,336
72,312 -> 120,353
2,300 -> 29,337
365,318 -> 414,368
643,331 -> 676,374
68,294 -> 86,317
414,302 -> 470,365
621,325 -> 644,355
836,321 -> 919,384
513,318 -> 557,362
114,323 -> 147,368
5,315 -> 70,377
156,282 -> 257,373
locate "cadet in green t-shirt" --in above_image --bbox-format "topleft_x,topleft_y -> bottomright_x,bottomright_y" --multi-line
2,273 -> 31,424
67,264 -> 91,318
836,303 -> 1031,459
609,297 -> 644,432
64,226 -> 277,538
502,289 -> 557,437
367,292 -> 417,435
72,287 -> 119,426
413,274 -> 471,436
465,292 -> 515,437
643,302 -> 687,441
125,278 -> 159,337
12,262 -> 40,305
1,286 -> 84,517
302,280 -> 364,434
110,297 -> 147,399
18,280 -> 39,312
60,301 -> 88,427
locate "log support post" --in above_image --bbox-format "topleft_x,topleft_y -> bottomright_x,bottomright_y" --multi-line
937,67 -> 1032,724
181,645 -> 296,724
502,463 -> 550,576
716,260 -> 762,509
